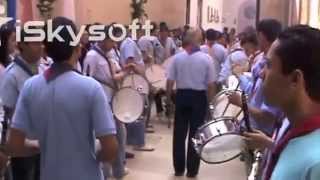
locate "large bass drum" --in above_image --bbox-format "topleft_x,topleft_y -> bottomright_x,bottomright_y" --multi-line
121,73 -> 150,95
111,87 -> 145,123
193,117 -> 246,164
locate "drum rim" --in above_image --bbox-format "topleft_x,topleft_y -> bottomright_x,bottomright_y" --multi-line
121,73 -> 151,95
199,132 -> 244,164
145,64 -> 166,89
211,89 -> 243,104
196,117 -> 244,164
111,87 -> 145,123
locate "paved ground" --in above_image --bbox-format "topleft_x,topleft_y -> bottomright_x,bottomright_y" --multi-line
124,118 -> 248,180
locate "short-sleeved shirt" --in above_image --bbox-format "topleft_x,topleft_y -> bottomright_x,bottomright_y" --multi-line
83,45 -> 116,102
167,50 -> 217,91
0,57 -> 38,109
11,71 -> 116,180
138,35 -> 155,59
271,130 -> 320,180
120,37 -> 144,66
218,50 -> 248,83
200,43 -> 227,66
154,37 -> 177,64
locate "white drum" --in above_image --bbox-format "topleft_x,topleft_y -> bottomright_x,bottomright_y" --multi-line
112,87 -> 145,123
121,73 -> 150,95
227,75 -> 240,90
193,117 -> 246,164
210,90 -> 243,122
145,64 -> 166,90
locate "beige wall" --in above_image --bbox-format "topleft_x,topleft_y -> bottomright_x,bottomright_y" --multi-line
259,0 -> 290,25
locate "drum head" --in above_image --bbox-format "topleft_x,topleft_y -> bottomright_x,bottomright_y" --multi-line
146,64 -> 166,89
112,88 -> 144,123
211,90 -> 243,122
195,118 -> 245,164
122,74 -> 150,94
200,133 -> 245,164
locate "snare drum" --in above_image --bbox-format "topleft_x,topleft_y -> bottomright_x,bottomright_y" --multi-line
210,90 -> 243,122
121,73 -> 150,95
112,87 -> 145,123
145,64 -> 166,90
193,117 -> 246,164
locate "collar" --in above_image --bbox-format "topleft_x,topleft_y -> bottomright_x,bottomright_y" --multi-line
44,62 -> 79,83
265,114 -> 320,180
14,56 -> 35,76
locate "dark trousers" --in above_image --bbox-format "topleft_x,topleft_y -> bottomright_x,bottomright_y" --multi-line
11,154 -> 40,180
154,90 -> 166,114
173,90 -> 207,175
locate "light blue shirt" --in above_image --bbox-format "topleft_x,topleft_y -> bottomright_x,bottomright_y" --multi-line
200,43 -> 227,66
120,37 -> 144,66
218,50 -> 248,83
11,71 -> 116,180
167,50 -> 217,91
0,61 -> 31,108
271,130 -> 320,180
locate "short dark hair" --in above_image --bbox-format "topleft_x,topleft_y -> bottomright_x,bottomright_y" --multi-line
257,19 -> 282,42
275,25 -> 320,102
240,32 -> 258,46
150,22 -> 158,33
206,29 -> 217,41
0,20 -> 16,67
44,17 -> 78,63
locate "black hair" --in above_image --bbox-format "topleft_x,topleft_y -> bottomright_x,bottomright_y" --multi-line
206,29 -> 217,41
44,17 -> 78,63
240,31 -> 258,46
257,19 -> 282,43
150,22 -> 158,34
0,20 -> 16,67
275,25 -> 320,102
160,24 -> 169,32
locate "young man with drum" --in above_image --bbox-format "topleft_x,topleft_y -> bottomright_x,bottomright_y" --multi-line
119,30 -> 154,152
83,25 -> 130,179
246,25 -> 320,180
0,28 -> 43,180
6,17 -> 118,180
167,28 -> 218,178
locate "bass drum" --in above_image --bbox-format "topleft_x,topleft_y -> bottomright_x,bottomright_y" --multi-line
112,87 -> 145,123
121,73 -> 150,95
145,64 -> 166,90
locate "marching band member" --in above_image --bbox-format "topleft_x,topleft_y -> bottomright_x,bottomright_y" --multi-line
83,25 -> 129,179
229,19 -> 284,137
119,30 -> 154,152
154,25 -> 177,65
167,28 -> 218,178
0,27 -> 44,180
246,25 -> 320,180
200,29 -> 228,77
6,17 -> 118,180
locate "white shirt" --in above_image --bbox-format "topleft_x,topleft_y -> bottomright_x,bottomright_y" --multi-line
83,46 -> 115,102
120,37 -> 144,67
168,50 -> 218,91
138,35 -> 155,60
200,43 -> 227,75
154,37 -> 177,64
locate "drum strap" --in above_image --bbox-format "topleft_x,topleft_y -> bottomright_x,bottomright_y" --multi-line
92,46 -> 119,91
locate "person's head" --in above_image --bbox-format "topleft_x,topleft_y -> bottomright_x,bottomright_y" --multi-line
257,19 -> 282,52
223,27 -> 229,34
263,25 -> 320,114
205,29 -> 217,44
159,25 -> 169,40
150,22 -> 158,36
44,17 -> 81,65
240,32 -> 258,56
80,27 -> 90,46
0,21 -> 16,66
216,32 -> 228,47
17,27 -> 43,64
98,25 -> 116,52
182,28 -> 202,48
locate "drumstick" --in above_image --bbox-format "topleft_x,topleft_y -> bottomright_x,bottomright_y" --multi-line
241,91 -> 252,132
222,82 -> 241,116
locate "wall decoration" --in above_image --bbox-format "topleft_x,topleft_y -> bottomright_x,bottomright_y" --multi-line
207,6 -> 220,23
37,0 -> 55,20
130,0 -> 148,21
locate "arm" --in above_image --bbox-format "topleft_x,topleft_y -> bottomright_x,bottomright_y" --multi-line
91,85 -> 118,163
6,129 -> 39,157
207,82 -> 217,103
243,129 -> 274,150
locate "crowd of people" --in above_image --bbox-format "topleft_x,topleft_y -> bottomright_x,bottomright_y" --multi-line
0,15 -> 319,180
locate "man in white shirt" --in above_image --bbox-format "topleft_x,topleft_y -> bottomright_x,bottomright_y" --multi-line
154,25 -> 177,64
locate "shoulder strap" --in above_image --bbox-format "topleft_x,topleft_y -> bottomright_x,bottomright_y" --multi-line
91,46 -> 118,90
14,56 -> 34,76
